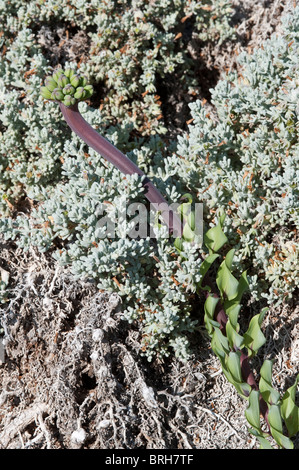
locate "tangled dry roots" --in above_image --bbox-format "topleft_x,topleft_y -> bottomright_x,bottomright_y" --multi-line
0,237 -> 298,449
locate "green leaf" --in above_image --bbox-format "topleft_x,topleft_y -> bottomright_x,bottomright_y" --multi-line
180,193 -> 193,204
243,308 -> 268,357
183,221 -> 195,242
174,237 -> 183,252
245,390 -> 262,433
224,248 -> 235,270
178,193 -> 193,219
223,272 -> 249,319
281,374 -> 299,437
258,438 -> 274,449
198,253 -> 219,292
204,221 -> 228,254
211,327 -> 230,359
268,404 -> 294,449
216,250 -> 239,300
187,210 -> 195,231
226,319 -> 244,349
259,360 -> 280,405
204,294 -> 220,335
234,270 -> 249,303
248,428 -> 274,449
224,351 -> 251,398
224,302 -> 241,328
226,351 -> 243,383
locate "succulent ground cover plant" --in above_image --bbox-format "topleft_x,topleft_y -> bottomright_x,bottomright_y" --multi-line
0,0 -> 298,450
32,53 -> 298,447
0,0 -> 235,136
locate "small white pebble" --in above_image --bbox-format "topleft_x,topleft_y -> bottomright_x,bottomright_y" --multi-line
90,350 -> 99,361
97,419 -> 111,429
92,328 -> 104,342
71,428 -> 87,445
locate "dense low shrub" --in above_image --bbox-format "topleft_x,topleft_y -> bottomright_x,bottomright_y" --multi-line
1,6 -> 298,359
0,0 -> 235,214
0,2 -> 298,450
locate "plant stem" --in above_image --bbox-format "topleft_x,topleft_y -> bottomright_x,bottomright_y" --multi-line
59,102 -> 183,237
59,100 -> 270,432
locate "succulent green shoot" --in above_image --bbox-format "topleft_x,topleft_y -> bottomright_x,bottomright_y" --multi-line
44,76 -> 57,92
57,74 -> 69,88
70,74 -> 81,88
40,86 -> 52,100
51,89 -> 64,101
52,68 -> 63,82
63,84 -> 75,95
41,68 -> 93,106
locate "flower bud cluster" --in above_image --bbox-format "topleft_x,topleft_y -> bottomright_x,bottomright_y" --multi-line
41,68 -> 93,106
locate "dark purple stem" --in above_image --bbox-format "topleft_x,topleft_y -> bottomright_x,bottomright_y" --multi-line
59,103 -> 183,237
240,351 -> 269,422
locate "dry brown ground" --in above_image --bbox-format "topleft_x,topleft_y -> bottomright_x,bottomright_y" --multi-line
0,0 -> 298,450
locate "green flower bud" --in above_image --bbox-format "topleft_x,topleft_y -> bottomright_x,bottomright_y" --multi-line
41,67 -> 93,105
45,76 -> 58,92
79,76 -> 87,87
51,88 -> 64,101
74,87 -> 86,100
41,86 -> 53,100
63,84 -> 75,95
52,68 -> 64,82
64,68 -> 75,79
70,74 -> 81,88
84,84 -> 93,98
57,74 -> 69,88
63,95 -> 76,107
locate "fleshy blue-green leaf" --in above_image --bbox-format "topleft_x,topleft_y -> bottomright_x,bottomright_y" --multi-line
224,302 -> 241,328
245,390 -> 262,433
259,360 -> 281,405
211,327 -> 230,359
224,351 -> 251,398
248,428 -> 274,449
204,294 -> 220,335
174,237 -> 183,252
198,253 -> 219,292
178,193 -> 193,219
281,374 -> 299,437
243,308 -> 268,357
226,351 -> 243,383
204,221 -> 228,254
268,404 -> 294,449
216,250 -> 239,300
182,220 -> 195,242
226,319 -> 244,349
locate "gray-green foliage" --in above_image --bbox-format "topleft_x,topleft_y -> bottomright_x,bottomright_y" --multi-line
1,119 -> 201,360
162,9 -> 299,304
0,0 -> 234,213
0,28 -> 67,214
0,0 -> 235,135
81,0 -> 235,134
0,5 -> 298,361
